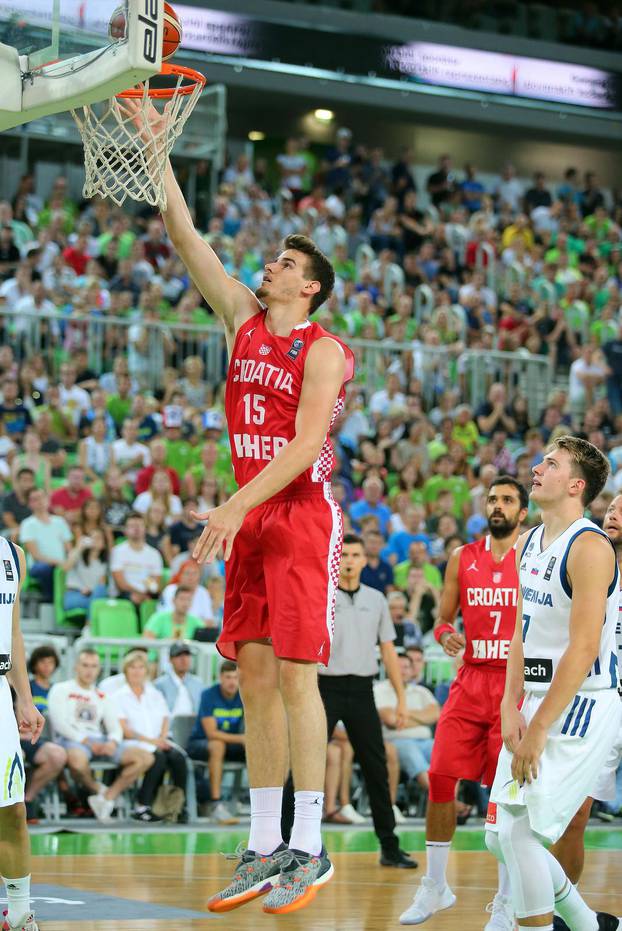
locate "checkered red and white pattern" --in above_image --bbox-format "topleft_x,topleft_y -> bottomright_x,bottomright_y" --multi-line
323,484 -> 344,645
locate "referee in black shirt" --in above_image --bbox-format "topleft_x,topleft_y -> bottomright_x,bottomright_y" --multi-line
283,534 -> 416,868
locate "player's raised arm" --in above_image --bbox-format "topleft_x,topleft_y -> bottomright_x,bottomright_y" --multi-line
192,337 -> 346,563
162,162 -> 260,343
528,532 -> 615,733
433,547 -> 466,656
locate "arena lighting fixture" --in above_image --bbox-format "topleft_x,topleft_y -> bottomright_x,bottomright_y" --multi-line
314,108 -> 334,122
248,130 -> 266,141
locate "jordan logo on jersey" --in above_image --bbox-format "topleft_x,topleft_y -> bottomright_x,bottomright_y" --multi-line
467,560 -> 478,572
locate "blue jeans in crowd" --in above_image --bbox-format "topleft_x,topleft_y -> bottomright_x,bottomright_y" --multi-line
607,377 -> 622,418
64,583 -> 109,614
390,737 -> 434,781
29,562 -> 55,601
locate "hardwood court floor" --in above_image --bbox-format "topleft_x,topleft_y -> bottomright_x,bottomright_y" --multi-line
32,829 -> 622,930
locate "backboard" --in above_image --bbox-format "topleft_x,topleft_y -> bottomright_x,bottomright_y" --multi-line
0,0 -> 164,131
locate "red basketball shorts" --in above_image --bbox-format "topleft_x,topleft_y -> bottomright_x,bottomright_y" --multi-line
429,663 -> 506,787
217,484 -> 343,665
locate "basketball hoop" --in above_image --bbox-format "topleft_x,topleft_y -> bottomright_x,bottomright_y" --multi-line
71,63 -> 206,210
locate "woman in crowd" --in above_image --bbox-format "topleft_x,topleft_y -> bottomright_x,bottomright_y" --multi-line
133,469 -> 183,526
63,528 -> 109,614
100,466 -> 134,538
75,497 -> 114,551
160,559 -> 213,624
114,650 -> 187,823
78,413 -> 115,482
144,500 -> 170,556
11,428 -> 51,491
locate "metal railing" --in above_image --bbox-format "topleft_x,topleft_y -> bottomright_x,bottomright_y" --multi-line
0,306 -> 551,418
73,636 -> 223,684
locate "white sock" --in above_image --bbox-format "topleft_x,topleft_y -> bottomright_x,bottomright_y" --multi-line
425,841 -> 450,887
498,861 -> 512,899
2,875 -> 31,925
519,926 -> 552,931
288,790 -> 324,856
555,878 -> 599,931
248,787 -> 284,856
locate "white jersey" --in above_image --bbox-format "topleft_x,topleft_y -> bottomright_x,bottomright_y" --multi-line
520,517 -> 619,694
0,535 -> 21,673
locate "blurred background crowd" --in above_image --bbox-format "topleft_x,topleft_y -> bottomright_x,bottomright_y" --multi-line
3,131 -> 622,824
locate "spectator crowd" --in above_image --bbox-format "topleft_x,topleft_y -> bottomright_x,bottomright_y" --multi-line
3,136 -> 622,823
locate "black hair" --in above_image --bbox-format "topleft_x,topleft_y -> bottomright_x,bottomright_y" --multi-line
28,644 -> 60,675
488,475 -> 529,511
283,234 -> 335,314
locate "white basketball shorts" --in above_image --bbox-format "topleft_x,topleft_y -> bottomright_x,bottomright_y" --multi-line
0,675 -> 25,807
488,688 -> 622,843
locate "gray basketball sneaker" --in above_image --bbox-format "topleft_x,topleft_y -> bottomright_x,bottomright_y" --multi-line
262,846 -> 334,915
206,843 -> 288,913
2,911 -> 39,931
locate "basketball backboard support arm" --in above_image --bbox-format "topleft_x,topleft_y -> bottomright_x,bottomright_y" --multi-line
0,0 -> 163,132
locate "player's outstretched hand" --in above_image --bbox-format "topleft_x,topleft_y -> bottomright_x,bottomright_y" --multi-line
15,698 -> 45,745
191,499 -> 247,564
510,724 -> 546,786
440,631 -> 466,656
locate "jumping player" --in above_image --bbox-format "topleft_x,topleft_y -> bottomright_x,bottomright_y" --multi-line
400,476 -> 528,928
485,436 -> 621,931
154,147 -> 354,915
0,536 -> 44,931
549,492 -> 622,931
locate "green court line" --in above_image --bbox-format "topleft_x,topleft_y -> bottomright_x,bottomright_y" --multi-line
30,828 -> 622,858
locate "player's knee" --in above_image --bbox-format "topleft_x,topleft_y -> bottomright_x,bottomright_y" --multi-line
569,797 -> 593,831
279,661 -> 312,705
0,801 -> 26,829
485,828 -> 503,863
208,740 -> 226,758
428,771 -> 457,803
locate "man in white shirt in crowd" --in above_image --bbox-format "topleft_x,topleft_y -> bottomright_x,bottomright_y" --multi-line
48,649 -> 154,821
112,418 -> 150,485
58,362 -> 91,427
374,651 -> 440,793
19,488 -> 72,600
155,642 -> 204,718
110,513 -> 163,608
568,345 -> 607,421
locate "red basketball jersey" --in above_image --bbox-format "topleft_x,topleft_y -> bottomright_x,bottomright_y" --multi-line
457,535 -> 519,668
225,310 -> 355,494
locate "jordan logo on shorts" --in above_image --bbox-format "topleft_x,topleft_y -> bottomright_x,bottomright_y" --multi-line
318,643 -> 325,657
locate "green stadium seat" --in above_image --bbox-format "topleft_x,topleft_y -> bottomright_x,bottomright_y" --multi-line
90,599 -> 139,638
53,566 -> 87,629
139,598 -> 158,632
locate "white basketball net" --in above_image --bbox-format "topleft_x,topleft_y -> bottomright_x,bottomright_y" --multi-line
71,71 -> 203,210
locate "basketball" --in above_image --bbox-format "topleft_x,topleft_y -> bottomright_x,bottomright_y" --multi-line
162,2 -> 182,61
107,5 -> 126,41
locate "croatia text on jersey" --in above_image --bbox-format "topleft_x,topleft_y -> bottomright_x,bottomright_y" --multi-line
466,587 -> 518,607
232,358 -> 294,394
